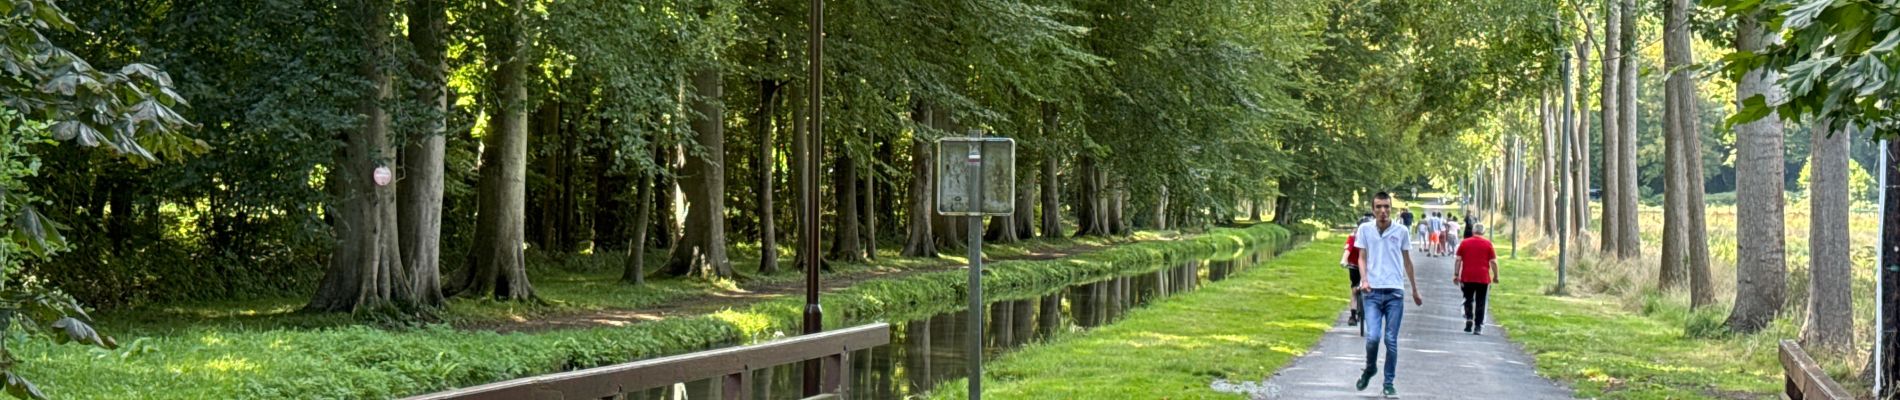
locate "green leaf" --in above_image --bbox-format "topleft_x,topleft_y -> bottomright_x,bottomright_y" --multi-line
35,72 -> 97,96
10,205 -> 67,257
119,63 -> 173,87
1781,56 -> 1839,97
49,121 -> 105,147
1871,29 -> 1900,53
1727,94 -> 1774,126
50,317 -> 113,348
3,371 -> 47,400
1784,0 -> 1834,30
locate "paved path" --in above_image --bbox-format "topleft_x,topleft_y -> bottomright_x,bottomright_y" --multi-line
1261,246 -> 1573,399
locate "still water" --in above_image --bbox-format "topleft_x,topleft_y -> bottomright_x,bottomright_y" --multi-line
636,247 -> 1273,399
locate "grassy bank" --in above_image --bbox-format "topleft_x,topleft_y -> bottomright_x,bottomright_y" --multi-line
24,224 -> 1294,399
928,236 -> 1343,399
1491,257 -> 1787,399
1487,201 -> 1882,399
100,231 -> 1137,333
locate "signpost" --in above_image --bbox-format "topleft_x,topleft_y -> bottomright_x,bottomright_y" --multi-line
935,132 -> 1015,400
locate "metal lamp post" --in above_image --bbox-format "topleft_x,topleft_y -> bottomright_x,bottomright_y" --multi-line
802,0 -> 825,395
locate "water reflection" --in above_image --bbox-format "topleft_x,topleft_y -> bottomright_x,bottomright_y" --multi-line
652,248 -> 1264,399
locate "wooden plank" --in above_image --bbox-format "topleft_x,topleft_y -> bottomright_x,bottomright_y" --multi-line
405,323 -> 890,400
720,371 -> 750,400
1779,340 -> 1853,400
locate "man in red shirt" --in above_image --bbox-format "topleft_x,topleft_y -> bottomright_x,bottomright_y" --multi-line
1341,214 -> 1372,327
1453,223 -> 1499,335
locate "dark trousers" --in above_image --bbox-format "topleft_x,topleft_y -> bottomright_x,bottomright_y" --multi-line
1460,283 -> 1489,327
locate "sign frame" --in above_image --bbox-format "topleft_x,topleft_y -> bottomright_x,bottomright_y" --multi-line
934,136 -> 1016,217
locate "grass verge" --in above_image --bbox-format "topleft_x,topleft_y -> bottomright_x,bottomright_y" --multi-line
927,236 -> 1343,399
23,224 -> 1293,399
100,232 -> 1139,333
1491,257 -> 1789,399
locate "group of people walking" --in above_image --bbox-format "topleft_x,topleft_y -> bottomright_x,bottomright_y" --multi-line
1338,193 -> 1499,398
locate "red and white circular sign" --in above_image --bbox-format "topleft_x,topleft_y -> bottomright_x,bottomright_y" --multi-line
373,166 -> 393,186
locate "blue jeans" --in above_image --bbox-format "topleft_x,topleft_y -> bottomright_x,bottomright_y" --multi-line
1363,288 -> 1405,386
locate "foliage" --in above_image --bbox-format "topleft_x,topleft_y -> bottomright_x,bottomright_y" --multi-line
929,236 -> 1339,399
0,1 -> 197,398
1712,0 -> 1900,139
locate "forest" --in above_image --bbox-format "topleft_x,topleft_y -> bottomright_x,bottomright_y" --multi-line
4,0 -> 1899,398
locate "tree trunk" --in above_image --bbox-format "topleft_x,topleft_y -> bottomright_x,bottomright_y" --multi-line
1725,14 -> 1786,333
1075,154 -> 1109,237
1156,186 -> 1170,230
1040,151 -> 1062,236
399,0 -> 448,308
664,67 -> 733,278
1543,96 -> 1557,235
1804,119 -> 1855,351
931,107 -> 965,250
450,0 -> 536,301
902,102 -> 939,258
1013,158 -> 1037,239
624,166 -> 654,284
863,145 -> 878,260
1039,104 -> 1064,238
1108,187 -> 1127,234
830,152 -> 865,262
310,0 -> 412,312
1677,5 -> 1715,310
592,119 -> 629,251
1664,0 -> 1714,307
1616,0 -> 1642,259
1574,40 -> 1592,242
757,80 -> 780,274
1599,0 -> 1621,255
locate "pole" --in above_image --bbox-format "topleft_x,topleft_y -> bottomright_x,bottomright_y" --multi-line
1879,137 -> 1895,397
801,0 -> 825,395
967,130 -> 986,399
1558,51 -> 1572,293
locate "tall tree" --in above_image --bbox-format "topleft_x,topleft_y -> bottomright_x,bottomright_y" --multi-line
756,78 -> 781,274
1574,39 -> 1592,243
901,102 -> 939,258
1039,105 -> 1064,238
1614,0 -> 1641,260
1662,0 -> 1713,307
1804,120 -> 1855,351
399,0 -> 449,308
1724,13 -> 1786,333
1598,0 -> 1621,255
451,0 -> 537,300
664,66 -> 733,277
829,152 -> 865,262
308,0 -> 413,312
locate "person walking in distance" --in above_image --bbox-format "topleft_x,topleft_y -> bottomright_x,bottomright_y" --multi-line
1341,214 -> 1373,327
1354,192 -> 1423,398
1455,223 -> 1499,335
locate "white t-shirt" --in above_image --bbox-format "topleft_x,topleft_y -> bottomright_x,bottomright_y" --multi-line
1354,220 -> 1413,290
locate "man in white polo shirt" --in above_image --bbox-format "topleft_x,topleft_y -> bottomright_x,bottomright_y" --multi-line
1353,191 -> 1422,398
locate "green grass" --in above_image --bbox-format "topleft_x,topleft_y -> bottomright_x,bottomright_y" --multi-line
22,224 -> 1295,399
1490,257 -> 1786,399
93,232 -> 1138,335
927,236 -> 1344,399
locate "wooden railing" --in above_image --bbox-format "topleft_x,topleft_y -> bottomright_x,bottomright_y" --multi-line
403,323 -> 891,400
1779,339 -> 1853,400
